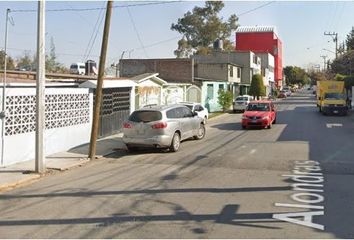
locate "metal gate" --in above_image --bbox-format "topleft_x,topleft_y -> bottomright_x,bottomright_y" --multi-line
95,87 -> 131,138
186,85 -> 202,103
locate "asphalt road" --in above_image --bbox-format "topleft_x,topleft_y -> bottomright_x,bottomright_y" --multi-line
1,90 -> 354,238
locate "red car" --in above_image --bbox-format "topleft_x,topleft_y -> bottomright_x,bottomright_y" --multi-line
241,101 -> 277,129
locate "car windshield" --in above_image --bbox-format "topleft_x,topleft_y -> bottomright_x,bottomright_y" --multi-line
324,93 -> 345,100
128,111 -> 162,123
236,97 -> 249,101
184,105 -> 193,110
246,103 -> 270,111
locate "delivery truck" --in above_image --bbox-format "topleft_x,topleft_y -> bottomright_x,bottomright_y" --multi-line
316,81 -> 348,115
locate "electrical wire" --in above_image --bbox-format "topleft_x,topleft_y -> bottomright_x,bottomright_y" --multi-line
10,1 -> 182,13
126,7 -> 149,58
238,1 -> 275,17
82,2 -> 106,61
1,47 -> 100,58
84,13 -> 105,61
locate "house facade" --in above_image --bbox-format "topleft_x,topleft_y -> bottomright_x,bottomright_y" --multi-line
129,73 -> 166,109
193,51 -> 261,96
195,63 -> 242,112
256,53 -> 275,96
235,25 -> 283,88
120,58 -> 201,105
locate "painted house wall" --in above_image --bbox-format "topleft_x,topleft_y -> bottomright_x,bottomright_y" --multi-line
257,53 -> 275,95
120,59 -> 194,83
197,63 -> 228,80
135,79 -> 162,109
162,86 -> 185,105
201,81 -> 228,112
0,87 -> 92,166
193,51 -> 261,87
229,66 -> 242,83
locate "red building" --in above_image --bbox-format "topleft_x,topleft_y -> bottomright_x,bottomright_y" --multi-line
235,26 -> 283,88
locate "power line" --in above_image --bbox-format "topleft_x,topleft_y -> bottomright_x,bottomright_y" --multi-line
238,1 -> 275,17
82,2 -> 106,61
2,47 -> 100,58
10,1 -> 182,13
126,7 -> 149,58
112,36 -> 180,61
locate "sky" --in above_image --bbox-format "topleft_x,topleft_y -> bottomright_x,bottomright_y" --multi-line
0,0 -> 353,70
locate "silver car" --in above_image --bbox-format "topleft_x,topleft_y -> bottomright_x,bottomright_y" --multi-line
122,104 -> 206,152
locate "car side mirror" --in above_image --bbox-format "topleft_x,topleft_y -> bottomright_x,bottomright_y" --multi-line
193,112 -> 198,117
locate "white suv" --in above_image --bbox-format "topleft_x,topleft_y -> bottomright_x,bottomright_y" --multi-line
180,102 -> 209,123
233,95 -> 253,113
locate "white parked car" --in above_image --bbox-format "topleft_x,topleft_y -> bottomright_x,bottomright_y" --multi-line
70,62 -> 86,75
233,95 -> 253,113
180,102 -> 209,123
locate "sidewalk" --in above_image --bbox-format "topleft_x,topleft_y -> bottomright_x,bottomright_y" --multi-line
0,133 -> 126,193
0,113 -> 232,193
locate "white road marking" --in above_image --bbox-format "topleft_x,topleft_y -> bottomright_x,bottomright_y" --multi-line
326,123 -> 343,128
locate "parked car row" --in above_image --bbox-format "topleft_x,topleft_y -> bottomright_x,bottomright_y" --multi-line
122,99 -> 277,153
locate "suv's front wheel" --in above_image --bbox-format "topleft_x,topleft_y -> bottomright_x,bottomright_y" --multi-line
194,124 -> 206,140
170,132 -> 181,152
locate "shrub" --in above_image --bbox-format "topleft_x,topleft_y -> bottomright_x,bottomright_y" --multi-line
217,89 -> 233,112
249,74 -> 266,100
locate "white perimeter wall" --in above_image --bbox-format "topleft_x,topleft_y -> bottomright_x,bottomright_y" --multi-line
0,87 -> 92,166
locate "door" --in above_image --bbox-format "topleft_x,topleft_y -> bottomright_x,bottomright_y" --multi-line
181,107 -> 197,139
95,87 -> 131,138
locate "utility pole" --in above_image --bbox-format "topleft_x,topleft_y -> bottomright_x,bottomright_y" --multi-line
324,31 -> 338,58
1,8 -> 10,166
320,55 -> 327,71
35,1 -> 46,173
88,1 -> 113,160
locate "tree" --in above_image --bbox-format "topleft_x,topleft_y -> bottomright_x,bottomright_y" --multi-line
307,71 -> 328,85
16,51 -> 34,70
0,50 -> 15,70
331,50 -> 354,76
346,27 -> 354,51
217,88 -> 233,112
249,74 -> 266,100
46,37 -> 60,72
283,66 -> 309,86
42,37 -> 69,74
343,76 -> 354,90
171,1 -> 238,57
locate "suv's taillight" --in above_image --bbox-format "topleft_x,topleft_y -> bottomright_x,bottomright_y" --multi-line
151,122 -> 167,129
123,122 -> 132,128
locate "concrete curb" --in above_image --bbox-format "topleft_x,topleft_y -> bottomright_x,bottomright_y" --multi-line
47,158 -> 91,171
0,174 -> 41,193
208,112 -> 228,122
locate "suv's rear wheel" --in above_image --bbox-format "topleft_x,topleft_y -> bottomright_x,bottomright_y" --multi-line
194,124 -> 206,140
170,132 -> 181,152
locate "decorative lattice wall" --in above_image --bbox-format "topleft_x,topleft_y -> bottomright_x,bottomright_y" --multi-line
5,93 -> 90,136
